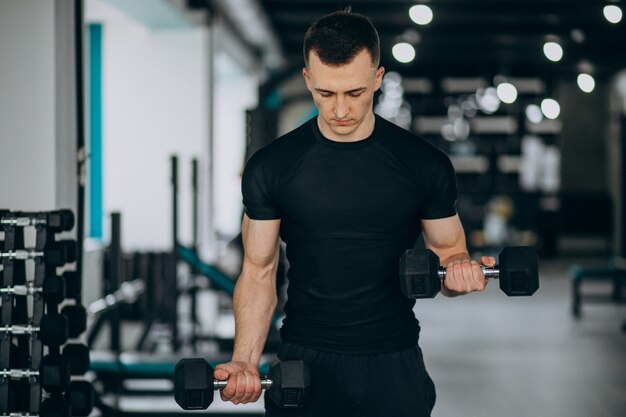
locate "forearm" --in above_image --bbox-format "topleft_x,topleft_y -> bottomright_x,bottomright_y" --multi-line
231,271 -> 277,366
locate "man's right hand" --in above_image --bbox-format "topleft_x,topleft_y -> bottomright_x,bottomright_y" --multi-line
213,361 -> 263,405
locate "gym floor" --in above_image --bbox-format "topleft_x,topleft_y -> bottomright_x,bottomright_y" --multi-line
111,256 -> 625,416
416,256 -> 626,417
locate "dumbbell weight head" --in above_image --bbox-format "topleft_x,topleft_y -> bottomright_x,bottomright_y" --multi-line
40,396 -> 70,417
47,209 -> 75,232
68,380 -> 95,416
40,313 -> 70,346
62,343 -> 90,375
42,275 -> 67,304
399,249 -> 441,298
62,271 -> 81,300
268,359 -> 310,408
43,240 -> 77,266
498,246 -> 539,296
40,353 -> 70,392
174,358 -> 213,409
61,305 -> 87,338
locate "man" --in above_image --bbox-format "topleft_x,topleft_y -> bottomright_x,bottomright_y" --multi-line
214,10 -> 495,417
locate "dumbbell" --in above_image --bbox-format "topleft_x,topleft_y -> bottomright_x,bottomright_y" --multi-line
0,241 -> 77,266
0,210 -> 74,232
61,305 -> 87,338
0,313 -> 69,345
1,354 -> 70,392
399,246 -> 539,298
39,381 -> 94,417
174,358 -> 310,410
0,275 -> 66,304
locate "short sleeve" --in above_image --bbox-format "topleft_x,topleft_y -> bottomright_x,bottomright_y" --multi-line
241,151 -> 282,220
420,152 -> 458,219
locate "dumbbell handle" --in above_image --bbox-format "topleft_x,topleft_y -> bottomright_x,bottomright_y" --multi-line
1,250 -> 45,260
0,324 -> 39,334
214,378 -> 273,390
0,217 -> 48,227
438,265 -> 500,279
0,369 -> 39,378
1,284 -> 42,296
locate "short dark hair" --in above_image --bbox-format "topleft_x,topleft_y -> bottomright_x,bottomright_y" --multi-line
303,10 -> 380,67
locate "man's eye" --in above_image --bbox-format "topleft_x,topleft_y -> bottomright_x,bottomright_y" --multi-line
320,92 -> 332,97
349,93 -> 363,98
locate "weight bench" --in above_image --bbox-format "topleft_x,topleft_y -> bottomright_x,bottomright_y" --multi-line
570,257 -> 626,318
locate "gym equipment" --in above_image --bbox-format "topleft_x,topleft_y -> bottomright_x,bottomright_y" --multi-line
61,344 -> 90,376
60,305 -> 87,339
87,279 -> 145,316
39,380 -> 93,416
0,275 -> 66,304
0,241 -> 77,267
174,358 -> 310,410
0,210 -> 74,233
399,246 -> 539,298
1,354 -> 70,392
0,314 -> 69,346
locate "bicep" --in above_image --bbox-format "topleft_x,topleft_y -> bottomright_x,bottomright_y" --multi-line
421,214 -> 467,258
241,214 -> 281,271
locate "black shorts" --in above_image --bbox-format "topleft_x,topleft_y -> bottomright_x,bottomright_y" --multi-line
265,342 -> 436,417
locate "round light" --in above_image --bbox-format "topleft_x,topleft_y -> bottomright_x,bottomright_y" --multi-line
577,73 -> 596,93
477,87 -> 501,114
409,5 -> 433,25
496,82 -> 518,104
603,5 -> 623,24
525,104 -> 543,124
543,42 -> 563,62
541,98 -> 561,119
392,42 -> 416,63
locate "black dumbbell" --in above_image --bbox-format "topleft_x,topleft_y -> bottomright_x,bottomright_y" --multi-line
0,210 -> 74,232
61,305 -> 87,338
62,271 -> 81,300
62,343 -> 90,375
0,240 -> 77,266
0,313 -> 69,345
399,246 -> 539,298
1,353 -> 70,392
174,358 -> 310,410
0,275 -> 67,304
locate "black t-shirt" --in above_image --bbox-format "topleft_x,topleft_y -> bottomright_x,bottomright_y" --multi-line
242,115 -> 457,354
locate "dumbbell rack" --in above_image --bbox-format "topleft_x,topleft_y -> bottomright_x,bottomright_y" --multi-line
0,210 -> 92,416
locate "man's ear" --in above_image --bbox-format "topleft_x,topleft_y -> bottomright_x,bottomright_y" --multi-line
374,66 -> 385,91
302,67 -> 312,92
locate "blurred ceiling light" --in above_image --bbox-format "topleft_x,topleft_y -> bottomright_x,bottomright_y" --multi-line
392,42 -> 416,63
496,82 -> 518,104
603,5 -> 623,23
577,73 -> 596,93
570,28 -> 585,43
476,87 -> 501,114
525,104 -> 543,123
543,41 -> 563,62
541,98 -> 561,119
409,4 -> 433,25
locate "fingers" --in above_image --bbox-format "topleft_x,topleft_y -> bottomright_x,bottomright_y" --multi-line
218,366 -> 262,404
481,256 -> 497,267
444,259 -> 487,294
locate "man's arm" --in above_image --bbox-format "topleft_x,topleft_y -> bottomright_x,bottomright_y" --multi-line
421,214 -> 495,297
214,214 -> 281,404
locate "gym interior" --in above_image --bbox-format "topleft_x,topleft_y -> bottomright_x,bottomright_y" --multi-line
1,0 -> 625,416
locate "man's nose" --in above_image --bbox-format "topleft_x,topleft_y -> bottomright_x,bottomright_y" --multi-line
334,95 -> 348,118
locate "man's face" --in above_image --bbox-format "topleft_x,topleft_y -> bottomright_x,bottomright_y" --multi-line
303,49 -> 384,141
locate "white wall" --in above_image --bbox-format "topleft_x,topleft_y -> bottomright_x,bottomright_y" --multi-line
86,0 -> 211,250
213,52 -> 259,237
0,1 -> 56,210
